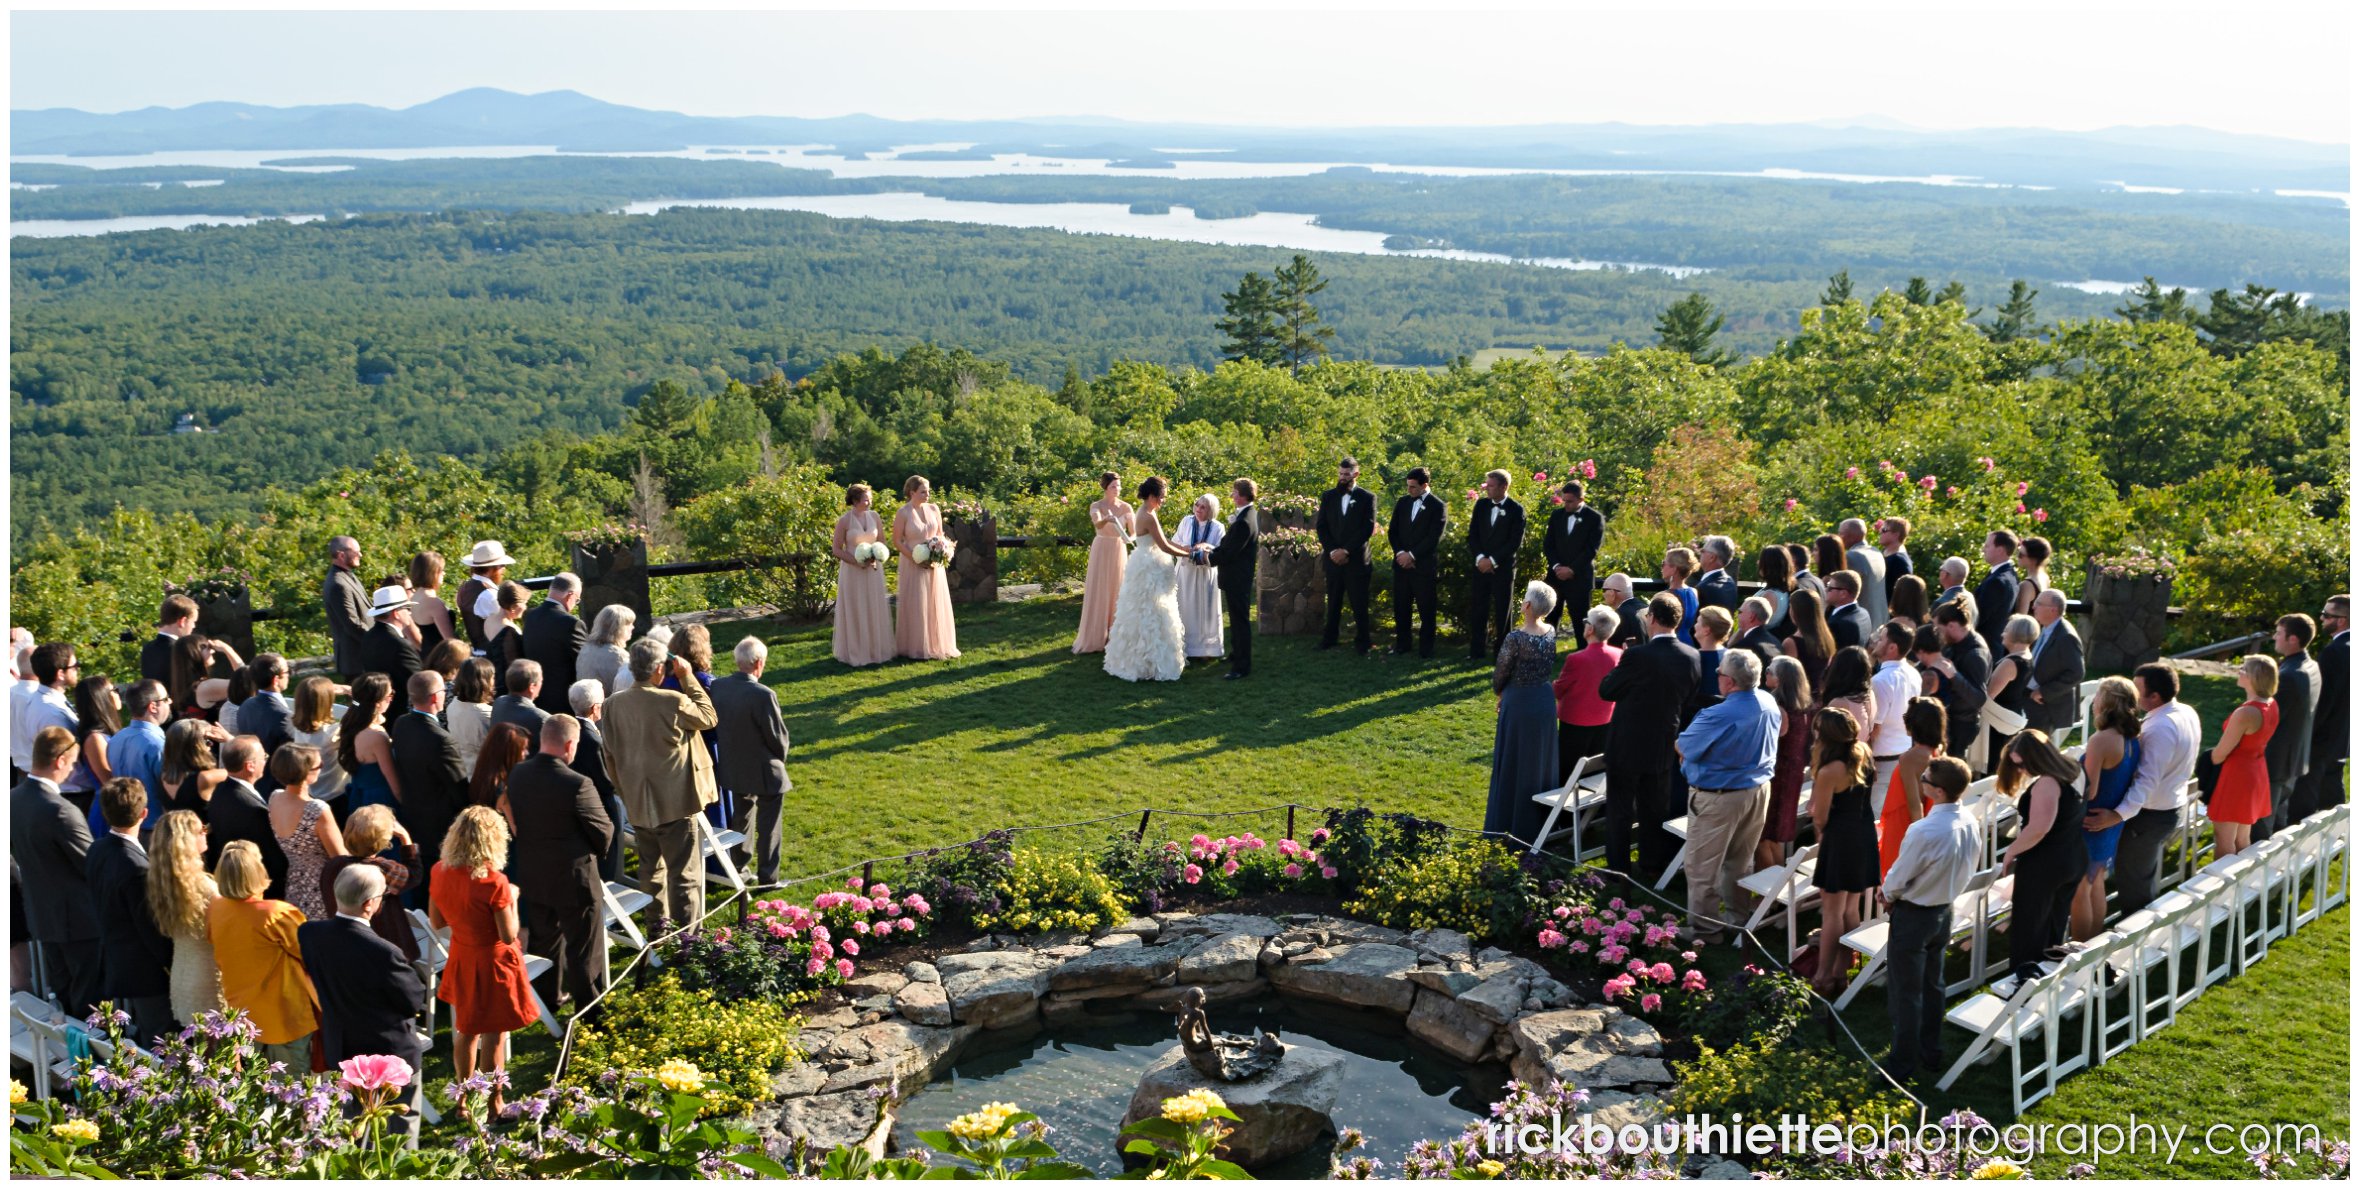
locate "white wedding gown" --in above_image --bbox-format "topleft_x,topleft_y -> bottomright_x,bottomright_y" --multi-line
1104,523 -> 1187,683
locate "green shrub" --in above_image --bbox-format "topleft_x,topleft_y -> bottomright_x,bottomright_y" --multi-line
976,847 -> 1131,934
568,973 -> 803,1116
1666,1039 -> 1916,1131
670,465 -> 847,619
1685,963 -> 1814,1051
1343,836 -> 1537,942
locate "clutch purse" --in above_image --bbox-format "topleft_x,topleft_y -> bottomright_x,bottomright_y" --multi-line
2194,752 -> 2221,805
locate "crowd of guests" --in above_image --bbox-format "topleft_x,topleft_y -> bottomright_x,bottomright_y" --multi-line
9,534 -> 797,1114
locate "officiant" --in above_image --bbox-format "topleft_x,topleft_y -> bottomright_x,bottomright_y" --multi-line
1176,494 -> 1227,660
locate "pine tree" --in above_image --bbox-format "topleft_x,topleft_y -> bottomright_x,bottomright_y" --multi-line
1902,277 -> 1936,306
2115,277 -> 2196,325
1821,269 -> 1854,305
1984,280 -> 2043,342
1934,280 -> 1980,319
1270,254 -> 1336,375
1216,271 -> 1283,367
1655,292 -> 1731,367
631,378 -> 702,437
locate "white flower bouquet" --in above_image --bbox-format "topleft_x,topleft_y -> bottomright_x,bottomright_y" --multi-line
913,537 -> 955,568
852,541 -> 890,566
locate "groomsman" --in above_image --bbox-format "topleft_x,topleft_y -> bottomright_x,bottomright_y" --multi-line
2302,595 -> 2348,817
1387,468 -> 1446,657
1541,480 -> 1604,630
1314,458 -> 1376,654
1465,469 -> 1527,662
1208,479 -> 1261,680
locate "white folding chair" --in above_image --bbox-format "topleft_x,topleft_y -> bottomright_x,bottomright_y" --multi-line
520,954 -> 562,1035
602,880 -> 655,951
1528,754 -> 1607,860
1654,815 -> 1691,892
1739,843 -> 1819,955
2326,802 -> 2353,911
2122,893 -> 2202,1043
1938,937 -> 2108,1113
1834,869 -> 1999,1010
2232,839 -> 2287,970
1954,874 -> 2018,995
11,992 -> 64,1100
692,814 -> 749,895
2065,679 -> 2102,749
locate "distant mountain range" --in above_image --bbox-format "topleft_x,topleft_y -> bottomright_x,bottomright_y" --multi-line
12,87 -> 2350,192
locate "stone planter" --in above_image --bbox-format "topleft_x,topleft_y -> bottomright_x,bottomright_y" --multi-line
1257,546 -> 1324,636
2084,563 -> 2173,672
193,589 -> 256,659
573,537 -> 652,628
945,513 -> 999,605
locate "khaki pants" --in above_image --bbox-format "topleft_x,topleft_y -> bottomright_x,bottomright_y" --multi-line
1684,783 -> 1770,940
637,816 -> 705,931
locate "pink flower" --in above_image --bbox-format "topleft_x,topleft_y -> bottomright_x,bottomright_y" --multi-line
853,919 -> 871,934
1628,958 -> 1651,973
1283,863 -> 1303,878
1537,928 -> 1567,949
1982,457 -> 1997,471
2034,508 -> 2048,522
1191,833 -> 1210,848
1783,497 -> 1799,513
884,903 -> 901,917
1310,828 -> 1330,844
904,894 -> 930,914
810,926 -> 830,943
1578,459 -> 1597,480
1844,466 -> 1860,480
1679,950 -> 1697,963
1603,974 -> 1636,1001
2015,481 -> 2030,496
337,490 -> 350,499
1184,864 -> 1203,884
1579,917 -> 1603,936
1946,485 -> 1960,497
1682,969 -> 1708,992
1599,944 -> 1628,966
846,875 -> 864,890
1920,475 -> 1937,490
842,939 -> 860,956
2015,501 -> 2027,514
836,958 -> 855,979
768,922 -> 790,938
806,957 -> 825,976
1640,993 -> 1662,1012
338,1054 -> 413,1093
1566,939 -> 1589,953
1222,860 -> 1239,876
1533,471 -> 1547,483
1552,905 -> 1572,919
1649,962 -> 1676,983
1319,866 -> 1337,880
1608,898 -> 1624,910
869,883 -> 891,898
813,940 -> 833,961
1466,488 -> 1481,501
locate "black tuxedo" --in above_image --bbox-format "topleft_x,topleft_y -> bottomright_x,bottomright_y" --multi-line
1596,633 -> 1701,876
139,633 -> 177,685
1387,493 -> 1447,655
523,602 -> 590,715
1314,485 -> 1377,651
389,711 -> 466,868
1973,561 -> 2020,655
1208,505 -> 1260,675
1696,569 -> 1741,616
206,778 -> 289,900
1465,497 -> 1528,660
1541,504 -> 1605,629
12,777 -> 101,1015
87,832 -> 173,1042
298,916 -> 426,1075
1828,601 -> 1873,651
505,753 -> 614,1010
358,622 -> 423,718
2303,631 -> 2348,816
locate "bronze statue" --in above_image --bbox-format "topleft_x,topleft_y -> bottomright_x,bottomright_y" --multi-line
1173,986 -> 1285,1081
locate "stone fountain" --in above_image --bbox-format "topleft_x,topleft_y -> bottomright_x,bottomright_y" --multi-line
1117,986 -> 1343,1168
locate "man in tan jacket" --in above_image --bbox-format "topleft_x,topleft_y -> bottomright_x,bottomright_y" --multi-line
602,637 -> 719,928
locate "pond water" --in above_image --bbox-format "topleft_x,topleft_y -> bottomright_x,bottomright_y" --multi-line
9,212 -> 325,238
890,996 -> 1506,1178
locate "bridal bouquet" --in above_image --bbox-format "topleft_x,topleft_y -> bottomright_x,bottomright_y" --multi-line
851,542 -> 890,567
912,536 -> 955,567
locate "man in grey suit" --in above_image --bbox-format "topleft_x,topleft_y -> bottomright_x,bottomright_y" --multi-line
2258,613 -> 2321,840
11,726 -> 100,1015
1839,518 -> 1888,627
322,535 -> 371,678
491,660 -> 554,739
2022,590 -> 2085,736
710,637 -> 791,884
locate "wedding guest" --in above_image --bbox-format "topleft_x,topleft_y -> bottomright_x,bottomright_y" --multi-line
1994,730 -> 2088,994
206,738 -> 287,895
833,484 -> 897,667
359,586 -> 425,718
67,673 -> 122,811
145,809 -> 226,1028
448,658 -> 497,774
1075,472 -> 1130,655
1674,649 -> 1778,944
1756,656 -> 1816,876
1932,602 -> 1992,763
1733,597 -> 1782,669
1553,606 -> 1623,783
1839,518 -> 1888,626
1877,697 -> 1947,879
391,670 -> 467,873
1824,570 -> 1872,650
1867,621 -> 1920,811
1660,546 -> 1701,646
286,676 -> 348,812
430,806 -> 537,1118
1316,458 -> 1378,654
299,863 -> 426,1090
2207,655 -> 2280,858
1889,574 -> 1930,630
711,638 -> 790,882
161,718 -> 230,820
569,679 -> 629,881
1209,479 -> 1261,679
492,660 -> 553,739
469,724 -> 532,810
577,605 -> 637,694
2010,536 -> 2055,616
169,633 -> 242,722
1757,546 -> 1796,635
268,744 -> 345,922
2095,665 -> 2203,912
320,804 -> 422,961
657,626 -> 726,848
1781,588 -> 1838,689
89,777 -> 174,1044
423,638 -> 472,691
324,536 -> 371,678
606,642 -> 720,926
2070,677 -> 2143,940
482,581 -> 531,673
1808,707 -> 1880,998
503,715 -> 613,1014
208,839 -> 318,1071
1175,494 -> 1227,659
2261,613 -> 2320,838
1696,536 -> 1741,615
408,551 -> 455,656
1932,557 -> 1972,614
456,540 -> 516,652
1486,582 -> 1560,847
1601,573 -> 1645,648
1914,625 -> 1984,768
1820,645 -> 1877,739
1789,542 -> 1828,599
1876,756 -> 1979,1084
2023,590 -> 2085,738
21,644 -> 83,809
894,476 -> 961,660
1598,593 -> 1701,879
1689,606 -> 1732,718
1811,534 -> 1846,585
13,726 -> 101,1016
340,674 -> 402,816
105,681 -> 173,832
142,594 -> 200,685
1467,470 -> 1529,661
1541,479 -> 1604,629
1388,467 -> 1446,656
2301,595 -> 2349,818
1974,530 -> 2022,654
523,573 -> 589,715
238,654 -> 296,760
1879,517 -> 1915,608
1985,614 -> 2039,761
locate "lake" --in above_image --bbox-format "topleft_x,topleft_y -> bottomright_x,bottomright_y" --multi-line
9,212 -> 324,238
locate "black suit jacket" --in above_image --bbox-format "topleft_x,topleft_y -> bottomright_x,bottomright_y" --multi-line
574,720 -> 617,802
1466,498 -> 1526,571
1611,597 -> 1647,649
139,633 -> 177,685
1940,634 -> 1992,758
2022,621 -> 2085,733
205,778 -> 290,900
1543,505 -> 1604,573
324,566 -> 371,676
2267,655 -> 2319,793
1696,570 -> 1741,614
298,916 -> 426,1071
506,754 -> 614,912
2314,632 -> 2349,764
87,833 -> 172,999
241,690 -> 295,758
1313,485 -> 1376,563
390,711 -> 467,858
357,623 -> 423,718
1208,506 -> 1259,598
1734,624 -> 1782,670
1387,494 -> 1447,570
1884,550 -> 1914,605
1973,562 -> 2020,652
709,673 -> 790,799
1597,635 -> 1702,774
10,779 -> 99,943
1828,602 -> 1873,651
523,603 -> 590,715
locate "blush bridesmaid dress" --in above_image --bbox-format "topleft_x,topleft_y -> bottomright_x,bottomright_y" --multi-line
1073,501 -> 1129,654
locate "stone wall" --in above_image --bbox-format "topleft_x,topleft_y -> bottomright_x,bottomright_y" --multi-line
2085,563 -> 2173,672
1257,548 -> 1324,636
946,513 -> 999,605
194,590 -> 257,660
573,538 -> 652,629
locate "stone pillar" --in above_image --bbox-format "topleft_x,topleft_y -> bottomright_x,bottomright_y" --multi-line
2084,561 -> 2173,672
573,537 -> 652,628
1257,543 -> 1324,636
946,512 -> 999,604
194,588 -> 256,660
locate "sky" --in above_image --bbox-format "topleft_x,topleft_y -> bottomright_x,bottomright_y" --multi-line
8,5 -> 2353,145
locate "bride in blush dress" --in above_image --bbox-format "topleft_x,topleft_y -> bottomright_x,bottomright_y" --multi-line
1103,477 -> 1194,683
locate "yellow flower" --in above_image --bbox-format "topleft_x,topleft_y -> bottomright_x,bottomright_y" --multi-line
1971,1161 -> 2027,1180
9,1080 -> 26,1106
947,1101 -> 1022,1143
1476,1159 -> 1506,1177
654,1058 -> 706,1094
50,1118 -> 100,1143
1160,1087 -> 1227,1126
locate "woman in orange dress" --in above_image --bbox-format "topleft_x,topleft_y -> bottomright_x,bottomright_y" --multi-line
2206,655 -> 2280,859
1073,471 -> 1130,654
831,483 -> 897,667
1878,697 -> 1947,878
893,475 -> 961,660
429,805 -> 537,1118
207,839 -> 319,1071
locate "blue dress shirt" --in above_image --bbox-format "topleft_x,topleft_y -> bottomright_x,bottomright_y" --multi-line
1675,687 -> 1782,790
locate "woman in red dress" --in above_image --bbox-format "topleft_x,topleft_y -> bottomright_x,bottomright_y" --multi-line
430,805 -> 537,1118
2206,655 -> 2280,859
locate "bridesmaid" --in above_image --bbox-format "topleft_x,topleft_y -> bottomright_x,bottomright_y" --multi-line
1174,493 -> 1226,660
894,476 -> 961,660
1074,471 -> 1130,654
832,483 -> 897,667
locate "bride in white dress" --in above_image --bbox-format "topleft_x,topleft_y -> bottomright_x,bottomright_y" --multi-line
1104,477 -> 1194,683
